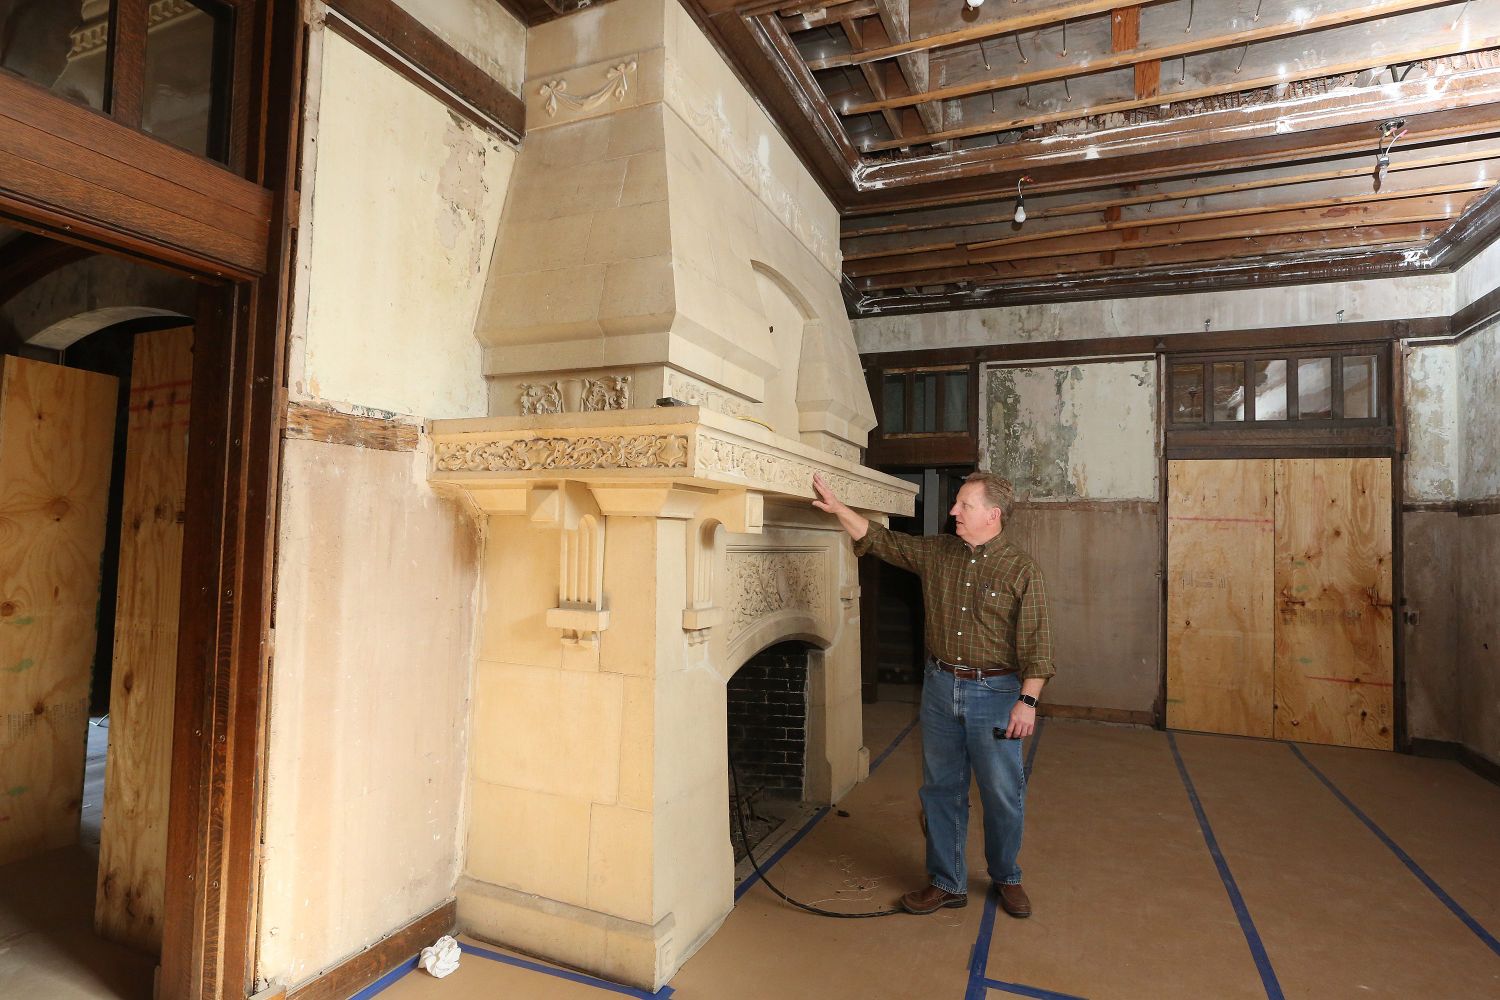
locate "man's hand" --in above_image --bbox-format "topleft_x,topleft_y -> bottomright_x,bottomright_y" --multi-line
1004,701 -> 1037,740
812,473 -> 869,540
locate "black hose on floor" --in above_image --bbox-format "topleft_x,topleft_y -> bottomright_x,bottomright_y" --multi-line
729,751 -> 903,919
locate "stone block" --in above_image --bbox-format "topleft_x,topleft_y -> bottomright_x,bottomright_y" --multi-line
471,660 -> 624,804
585,200 -> 672,266
588,803 -> 654,922
466,783 -> 591,906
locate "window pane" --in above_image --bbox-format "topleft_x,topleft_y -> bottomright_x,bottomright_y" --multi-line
1297,357 -> 1332,419
143,1 -> 232,161
1343,355 -> 1378,419
1170,364 -> 1204,423
0,2 -> 111,110
912,372 -> 939,432
1252,360 -> 1288,420
1213,362 -> 1245,422
942,371 -> 967,431
882,375 -> 905,433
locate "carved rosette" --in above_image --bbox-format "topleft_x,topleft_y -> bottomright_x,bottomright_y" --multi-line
727,550 -> 825,643
435,434 -> 689,473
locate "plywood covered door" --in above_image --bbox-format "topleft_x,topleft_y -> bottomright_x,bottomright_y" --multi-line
96,326 -> 193,953
1167,458 -> 1393,748
0,356 -> 118,866
1166,460 -> 1276,737
1273,458 -> 1393,749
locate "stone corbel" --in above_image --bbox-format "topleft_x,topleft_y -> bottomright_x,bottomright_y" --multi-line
528,482 -> 610,647
683,491 -> 764,642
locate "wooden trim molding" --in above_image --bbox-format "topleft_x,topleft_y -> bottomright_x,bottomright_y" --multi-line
283,401 -> 422,452
1459,496 -> 1500,518
1011,499 -> 1161,515
1040,703 -> 1154,727
0,71 -> 272,278
285,899 -> 458,1000
1409,739 -> 1500,787
321,0 -> 524,143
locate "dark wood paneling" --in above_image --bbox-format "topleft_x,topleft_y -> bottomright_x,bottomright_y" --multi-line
106,0 -> 149,128
1450,280 -> 1500,340
1040,703 -> 1155,727
867,433 -> 975,468
0,72 -> 271,277
323,0 -> 525,142
286,899 -> 458,1000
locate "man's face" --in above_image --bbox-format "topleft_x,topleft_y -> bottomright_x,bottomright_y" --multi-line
950,482 -> 1001,545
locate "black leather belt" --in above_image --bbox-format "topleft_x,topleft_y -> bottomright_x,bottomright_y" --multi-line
931,657 -> 1017,680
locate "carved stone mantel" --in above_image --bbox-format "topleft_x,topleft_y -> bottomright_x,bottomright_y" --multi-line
430,406 -> 913,991
428,405 -> 915,518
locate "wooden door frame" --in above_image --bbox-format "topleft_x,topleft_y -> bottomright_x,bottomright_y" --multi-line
0,1 -> 301,995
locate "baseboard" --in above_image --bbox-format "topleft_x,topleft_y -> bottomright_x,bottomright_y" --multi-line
285,898 -> 457,1000
1039,703 -> 1154,727
1409,738 -> 1500,786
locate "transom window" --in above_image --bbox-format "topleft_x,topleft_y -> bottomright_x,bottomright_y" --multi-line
880,364 -> 970,435
1168,345 -> 1388,428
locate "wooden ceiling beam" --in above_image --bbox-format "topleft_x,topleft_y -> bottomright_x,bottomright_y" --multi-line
871,0 -> 944,135
855,222 -> 1435,290
852,72 -> 1500,201
843,19 -> 912,140
859,31 -> 1500,150
843,178 -> 1494,267
781,0 -> 878,32
847,0 -> 1451,117
843,145 -> 1500,239
807,0 -> 1132,70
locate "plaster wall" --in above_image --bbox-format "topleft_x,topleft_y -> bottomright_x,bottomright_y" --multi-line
258,6 -> 520,988
853,276 -> 1453,355
1456,314 -> 1500,766
289,25 -> 515,421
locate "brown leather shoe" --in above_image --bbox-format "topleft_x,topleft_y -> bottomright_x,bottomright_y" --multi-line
900,884 -> 968,915
995,882 -> 1031,918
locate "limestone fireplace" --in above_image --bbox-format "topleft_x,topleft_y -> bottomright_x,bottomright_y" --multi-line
424,0 -> 914,990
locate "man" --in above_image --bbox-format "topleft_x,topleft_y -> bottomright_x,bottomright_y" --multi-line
811,471 -> 1053,918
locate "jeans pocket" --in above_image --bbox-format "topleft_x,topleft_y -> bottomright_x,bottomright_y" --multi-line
980,673 -> 1020,694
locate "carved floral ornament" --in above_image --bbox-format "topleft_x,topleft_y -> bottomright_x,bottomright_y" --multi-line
728,550 -> 826,642
538,61 -> 638,119
435,434 -> 689,473
432,428 -> 909,512
520,376 -> 631,415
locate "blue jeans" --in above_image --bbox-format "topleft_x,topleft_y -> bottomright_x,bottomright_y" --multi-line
919,659 -> 1026,894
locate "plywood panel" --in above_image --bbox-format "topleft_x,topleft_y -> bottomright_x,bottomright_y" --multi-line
95,327 -> 193,954
1167,459 -> 1275,737
1274,458 -> 1394,749
0,356 -> 118,867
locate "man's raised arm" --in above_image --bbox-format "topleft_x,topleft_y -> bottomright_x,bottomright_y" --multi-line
811,472 -> 868,541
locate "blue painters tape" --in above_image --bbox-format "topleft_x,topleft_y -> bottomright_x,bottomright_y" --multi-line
1168,733 -> 1285,1000
346,956 -> 418,999
735,713 -> 919,902
1288,742 -> 1500,958
460,942 -> 674,998
983,976 -> 1088,1000
965,719 -> 1047,1000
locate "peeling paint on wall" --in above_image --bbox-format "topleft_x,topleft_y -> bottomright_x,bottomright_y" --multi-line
1404,344 -> 1459,503
985,361 -> 1157,501
1459,318 -> 1500,499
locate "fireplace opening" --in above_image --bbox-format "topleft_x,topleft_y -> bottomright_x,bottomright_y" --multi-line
726,641 -> 812,864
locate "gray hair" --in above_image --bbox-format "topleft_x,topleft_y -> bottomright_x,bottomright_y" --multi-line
963,472 -> 1015,520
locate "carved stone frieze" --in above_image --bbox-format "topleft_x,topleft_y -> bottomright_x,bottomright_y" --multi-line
695,434 -> 906,514
662,371 -> 749,419
581,375 -> 631,412
538,60 -> 638,119
435,434 -> 689,473
520,381 -> 563,415
727,549 -> 825,642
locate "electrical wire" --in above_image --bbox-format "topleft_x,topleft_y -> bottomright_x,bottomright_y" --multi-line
729,753 -> 903,919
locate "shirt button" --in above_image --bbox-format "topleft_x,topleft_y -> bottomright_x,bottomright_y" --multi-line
991,592 -> 996,597
957,657 -> 964,662
962,607 -> 967,611
956,631 -> 963,636
966,582 -> 971,587
970,559 -> 976,564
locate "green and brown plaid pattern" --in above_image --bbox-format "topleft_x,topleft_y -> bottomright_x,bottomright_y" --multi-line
855,522 -> 1055,681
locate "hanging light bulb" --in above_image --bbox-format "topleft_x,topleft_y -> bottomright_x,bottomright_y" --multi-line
1375,119 -> 1406,191
1014,175 -> 1033,225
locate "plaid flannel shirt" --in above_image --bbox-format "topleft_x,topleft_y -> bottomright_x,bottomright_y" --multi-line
854,521 -> 1056,682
